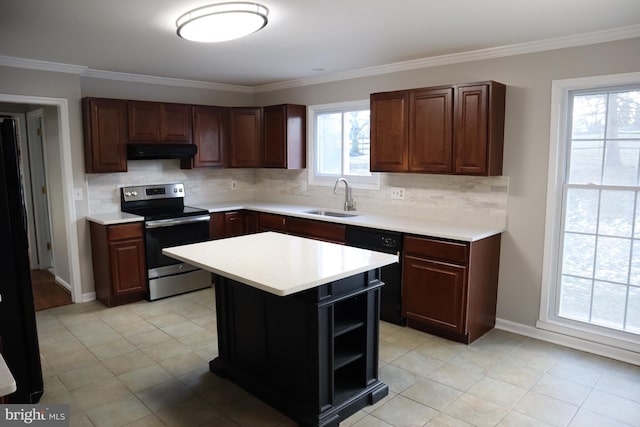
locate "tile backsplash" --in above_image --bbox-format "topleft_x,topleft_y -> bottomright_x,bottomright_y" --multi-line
87,160 -> 508,228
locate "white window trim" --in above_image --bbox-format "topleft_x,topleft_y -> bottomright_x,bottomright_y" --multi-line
539,72 -> 640,354
307,100 -> 381,190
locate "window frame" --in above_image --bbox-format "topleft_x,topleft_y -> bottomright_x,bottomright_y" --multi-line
539,72 -> 640,353
307,100 -> 380,190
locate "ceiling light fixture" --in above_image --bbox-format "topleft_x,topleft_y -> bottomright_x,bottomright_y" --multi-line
176,2 -> 269,43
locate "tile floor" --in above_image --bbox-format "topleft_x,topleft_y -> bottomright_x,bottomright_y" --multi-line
36,287 -> 640,427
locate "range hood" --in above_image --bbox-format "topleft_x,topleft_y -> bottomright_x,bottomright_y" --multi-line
127,143 -> 197,160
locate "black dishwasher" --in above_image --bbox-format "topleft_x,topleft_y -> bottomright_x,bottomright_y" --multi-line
345,226 -> 405,325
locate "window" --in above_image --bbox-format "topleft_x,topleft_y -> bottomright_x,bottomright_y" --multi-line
308,101 -> 379,189
540,73 -> 640,352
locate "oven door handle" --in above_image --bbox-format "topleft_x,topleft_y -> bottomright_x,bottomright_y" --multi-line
145,214 -> 211,229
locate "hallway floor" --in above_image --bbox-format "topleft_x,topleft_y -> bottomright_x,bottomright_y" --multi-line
31,269 -> 72,311
36,288 -> 640,427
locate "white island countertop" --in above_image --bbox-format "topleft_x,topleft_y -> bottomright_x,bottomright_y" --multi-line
163,232 -> 398,296
0,353 -> 16,397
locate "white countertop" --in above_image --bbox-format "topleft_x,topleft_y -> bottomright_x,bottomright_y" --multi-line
163,232 -> 398,296
0,353 -> 16,397
86,211 -> 143,225
199,201 -> 504,242
86,200 -> 505,242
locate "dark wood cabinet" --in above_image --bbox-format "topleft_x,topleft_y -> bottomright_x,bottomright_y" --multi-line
229,107 -> 263,167
82,97 -> 128,173
128,101 -> 192,143
402,234 -> 501,343
256,212 -> 346,244
455,82 -> 505,175
286,217 -> 346,244
409,87 -> 454,173
191,106 -> 228,168
370,91 -> 409,172
258,212 -> 287,232
263,104 -> 306,169
370,81 -> 505,176
209,212 -> 225,240
89,221 -> 147,307
210,210 -> 258,239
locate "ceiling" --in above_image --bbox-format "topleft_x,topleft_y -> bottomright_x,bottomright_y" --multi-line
1,0 -> 639,88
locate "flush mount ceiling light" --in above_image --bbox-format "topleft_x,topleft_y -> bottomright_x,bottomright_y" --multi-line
176,2 -> 269,43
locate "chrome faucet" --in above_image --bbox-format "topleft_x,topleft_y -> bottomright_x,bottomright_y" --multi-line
333,178 -> 356,211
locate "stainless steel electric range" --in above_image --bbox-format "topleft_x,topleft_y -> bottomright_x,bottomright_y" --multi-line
120,183 -> 211,300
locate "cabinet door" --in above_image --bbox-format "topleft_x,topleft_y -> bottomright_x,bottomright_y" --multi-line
263,104 -> 306,169
193,106 -> 227,167
128,101 -> 191,142
230,107 -> 263,167
409,87 -> 453,173
370,91 -> 409,172
109,238 -> 146,296
286,217 -> 346,244
259,212 -> 286,232
224,211 -> 246,237
82,98 -> 127,173
128,101 -> 160,141
160,103 -> 191,141
210,212 -> 225,239
454,84 -> 490,175
402,255 -> 466,333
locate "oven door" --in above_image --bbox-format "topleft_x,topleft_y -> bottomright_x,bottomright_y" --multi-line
145,215 -> 210,278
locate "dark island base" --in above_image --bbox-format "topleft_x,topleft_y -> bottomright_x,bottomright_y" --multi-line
210,270 -> 388,427
210,358 -> 388,427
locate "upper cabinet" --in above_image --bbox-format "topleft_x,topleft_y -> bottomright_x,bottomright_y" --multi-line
370,91 -> 409,172
229,107 -> 263,168
128,101 -> 192,143
454,83 -> 505,176
191,106 -> 228,168
82,98 -> 128,173
82,98 -> 307,173
371,81 -> 505,176
263,104 -> 306,169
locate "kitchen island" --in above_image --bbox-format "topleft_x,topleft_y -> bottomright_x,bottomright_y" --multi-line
163,232 -> 398,427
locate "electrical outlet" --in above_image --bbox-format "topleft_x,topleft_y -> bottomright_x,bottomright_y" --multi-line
390,187 -> 405,200
231,180 -> 237,190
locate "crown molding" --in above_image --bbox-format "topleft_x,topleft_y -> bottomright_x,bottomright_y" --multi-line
81,69 -> 254,93
0,55 -> 253,93
0,55 -> 87,75
254,24 -> 640,93
2,24 -> 639,94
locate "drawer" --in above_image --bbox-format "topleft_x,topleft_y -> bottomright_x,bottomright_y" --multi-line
259,213 -> 286,231
107,222 -> 143,241
404,236 -> 467,264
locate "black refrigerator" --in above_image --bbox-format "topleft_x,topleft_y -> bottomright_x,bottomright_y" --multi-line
0,116 -> 44,403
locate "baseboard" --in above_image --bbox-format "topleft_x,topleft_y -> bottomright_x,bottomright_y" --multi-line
53,275 -> 71,293
495,318 -> 639,366
81,292 -> 96,303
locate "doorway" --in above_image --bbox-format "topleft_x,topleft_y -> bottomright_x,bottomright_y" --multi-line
2,108 -> 71,310
0,94 -> 81,305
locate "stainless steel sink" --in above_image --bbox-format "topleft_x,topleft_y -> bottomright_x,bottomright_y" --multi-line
305,209 -> 359,218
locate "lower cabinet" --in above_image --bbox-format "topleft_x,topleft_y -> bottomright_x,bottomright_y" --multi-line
210,210 -> 259,239
89,222 -> 147,307
211,269 -> 386,426
257,212 -> 346,244
402,234 -> 501,343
